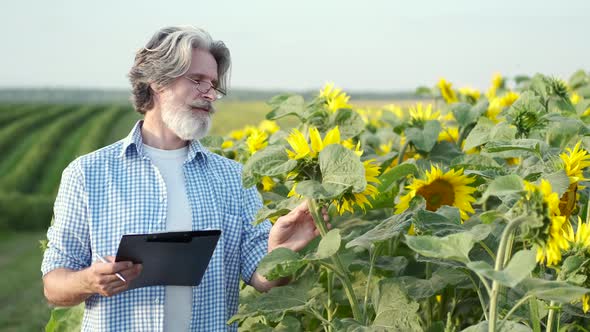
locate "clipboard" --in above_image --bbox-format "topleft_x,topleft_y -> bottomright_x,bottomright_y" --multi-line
115,230 -> 221,290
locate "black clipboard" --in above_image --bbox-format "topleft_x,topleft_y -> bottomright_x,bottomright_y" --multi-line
115,230 -> 221,290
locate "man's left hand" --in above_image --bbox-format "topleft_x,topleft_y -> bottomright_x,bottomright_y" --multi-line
267,200 -> 330,253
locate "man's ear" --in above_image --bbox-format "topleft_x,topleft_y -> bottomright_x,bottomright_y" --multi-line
149,82 -> 163,95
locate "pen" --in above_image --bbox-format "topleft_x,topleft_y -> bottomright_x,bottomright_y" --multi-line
94,253 -> 127,282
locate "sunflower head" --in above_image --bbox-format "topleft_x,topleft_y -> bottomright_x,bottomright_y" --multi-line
409,103 -> 441,128
395,165 -> 476,220
319,82 -> 352,113
518,180 -> 569,266
437,79 -> 458,104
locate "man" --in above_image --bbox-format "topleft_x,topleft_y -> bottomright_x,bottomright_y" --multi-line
42,26 -> 326,331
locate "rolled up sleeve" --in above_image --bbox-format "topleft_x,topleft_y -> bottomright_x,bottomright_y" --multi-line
41,162 -> 91,276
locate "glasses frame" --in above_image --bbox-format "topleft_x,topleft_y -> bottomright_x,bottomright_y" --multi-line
182,76 -> 226,100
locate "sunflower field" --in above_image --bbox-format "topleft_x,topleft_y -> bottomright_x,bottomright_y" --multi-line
45,70 -> 590,331
218,71 -> 590,332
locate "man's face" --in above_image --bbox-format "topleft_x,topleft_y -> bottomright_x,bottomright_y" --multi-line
158,48 -> 219,141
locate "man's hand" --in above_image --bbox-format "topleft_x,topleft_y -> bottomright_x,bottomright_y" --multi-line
83,256 -> 142,297
267,200 -> 330,253
43,257 -> 143,307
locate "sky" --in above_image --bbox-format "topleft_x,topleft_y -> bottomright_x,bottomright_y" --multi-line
1,0 -> 589,92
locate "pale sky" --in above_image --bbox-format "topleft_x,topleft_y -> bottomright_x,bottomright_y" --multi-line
1,0 -> 588,92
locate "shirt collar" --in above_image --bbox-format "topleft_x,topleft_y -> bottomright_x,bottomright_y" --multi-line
118,120 -> 208,163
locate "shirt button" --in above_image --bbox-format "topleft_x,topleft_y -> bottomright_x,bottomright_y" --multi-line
154,297 -> 160,304
159,196 -> 165,203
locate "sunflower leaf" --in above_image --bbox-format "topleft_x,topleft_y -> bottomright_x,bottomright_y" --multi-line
319,144 -> 366,193
405,224 -> 492,264
516,277 -> 590,303
266,94 -> 305,120
466,249 -> 536,287
463,117 -> 494,151
377,163 -> 418,192
405,120 -> 441,152
242,145 -> 297,187
314,229 -> 341,259
331,108 -> 365,140
256,248 -> 306,281
478,174 -> 524,204
371,279 -> 423,331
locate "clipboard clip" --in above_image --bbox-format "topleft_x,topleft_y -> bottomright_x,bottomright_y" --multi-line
146,233 -> 193,243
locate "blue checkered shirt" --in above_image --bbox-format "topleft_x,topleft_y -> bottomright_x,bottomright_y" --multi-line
41,120 -> 272,331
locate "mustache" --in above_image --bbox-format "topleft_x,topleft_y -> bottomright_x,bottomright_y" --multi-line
188,100 -> 215,113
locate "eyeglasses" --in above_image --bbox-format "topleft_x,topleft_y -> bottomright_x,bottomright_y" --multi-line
183,76 -> 226,100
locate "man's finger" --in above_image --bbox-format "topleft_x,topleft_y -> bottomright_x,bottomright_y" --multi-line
94,261 -> 133,274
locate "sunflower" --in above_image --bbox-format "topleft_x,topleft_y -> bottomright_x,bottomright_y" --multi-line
285,126 -> 342,160
486,97 -> 504,123
438,127 -> 459,143
459,86 -> 481,101
486,73 -> 503,99
409,103 -> 441,126
260,176 -> 276,192
258,120 -> 280,134
437,79 -> 458,104
563,217 -> 590,312
559,142 -> 590,217
319,82 -> 352,113
333,159 -> 381,215
246,129 -> 268,154
395,165 -> 476,220
570,92 -> 581,105
383,104 -> 405,120
523,180 -> 570,266
499,91 -> 520,107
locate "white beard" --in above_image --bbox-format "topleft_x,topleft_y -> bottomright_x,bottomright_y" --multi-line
160,98 -> 213,141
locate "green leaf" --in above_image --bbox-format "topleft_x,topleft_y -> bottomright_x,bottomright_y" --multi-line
315,229 -> 341,259
405,224 -> 492,263
544,170 -> 570,197
406,120 -> 442,152
483,139 -> 543,154
295,180 -> 349,199
319,144 -> 366,193
332,108 -> 366,139
412,209 -> 464,236
242,145 -> 297,187
257,248 -> 306,281
452,103 -> 481,127
466,249 -> 536,287
346,212 -> 413,250
253,196 -> 302,226
371,279 -> 423,331
518,277 -> 590,303
266,94 -> 305,120
228,275 -> 321,324
461,321 -> 532,332
479,174 -> 524,203
463,117 -> 494,151
45,305 -> 84,332
377,163 -> 418,192
396,268 -> 466,300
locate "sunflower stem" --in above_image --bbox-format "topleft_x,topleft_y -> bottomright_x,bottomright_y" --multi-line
546,300 -> 557,332
363,244 -> 380,325
489,216 -> 529,332
397,140 -> 410,165
308,199 -> 364,323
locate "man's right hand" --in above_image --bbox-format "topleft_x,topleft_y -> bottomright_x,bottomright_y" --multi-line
83,256 -> 142,297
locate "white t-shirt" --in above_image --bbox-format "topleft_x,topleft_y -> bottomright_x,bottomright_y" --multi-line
143,144 -> 192,332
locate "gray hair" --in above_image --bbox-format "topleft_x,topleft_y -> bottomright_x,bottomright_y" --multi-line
129,26 -> 231,114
